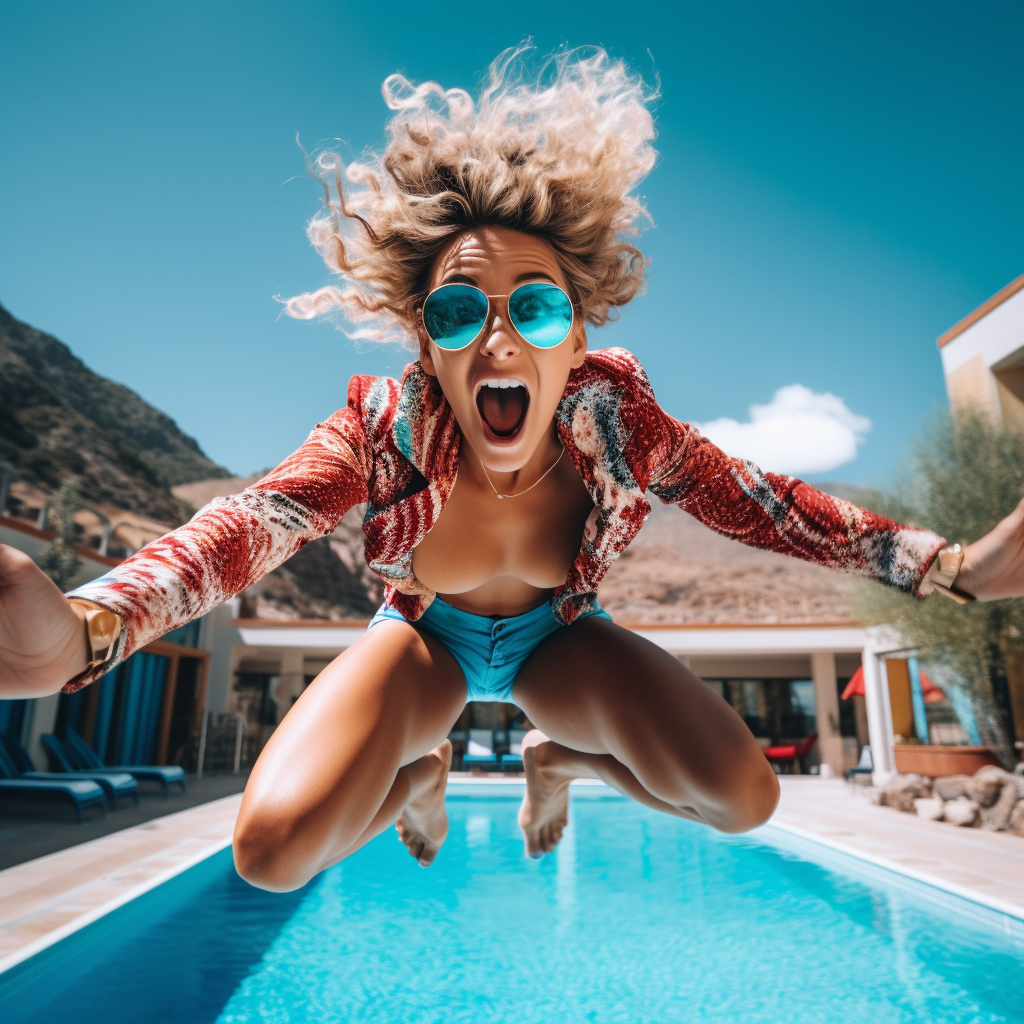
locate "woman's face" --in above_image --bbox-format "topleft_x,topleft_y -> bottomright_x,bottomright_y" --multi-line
417,225 -> 587,472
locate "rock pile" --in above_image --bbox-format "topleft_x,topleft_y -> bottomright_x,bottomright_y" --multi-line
874,765 -> 1024,835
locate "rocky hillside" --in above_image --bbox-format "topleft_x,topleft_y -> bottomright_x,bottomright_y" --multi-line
599,497 -> 860,624
0,303 -> 229,523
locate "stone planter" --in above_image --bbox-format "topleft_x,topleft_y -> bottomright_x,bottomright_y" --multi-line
893,745 -> 1001,778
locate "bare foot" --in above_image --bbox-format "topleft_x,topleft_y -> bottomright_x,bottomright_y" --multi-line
396,740 -> 451,867
518,730 -> 572,858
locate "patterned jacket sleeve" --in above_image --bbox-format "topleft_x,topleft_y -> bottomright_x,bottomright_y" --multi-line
63,385 -> 372,692
639,382 -> 945,596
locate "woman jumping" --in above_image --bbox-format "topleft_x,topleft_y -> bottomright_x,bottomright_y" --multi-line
2,49 -> 1023,891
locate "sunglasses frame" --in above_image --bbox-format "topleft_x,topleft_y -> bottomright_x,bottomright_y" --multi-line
420,281 -> 576,352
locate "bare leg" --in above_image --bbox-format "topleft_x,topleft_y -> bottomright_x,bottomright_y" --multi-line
512,617 -> 779,857
233,620 -> 465,891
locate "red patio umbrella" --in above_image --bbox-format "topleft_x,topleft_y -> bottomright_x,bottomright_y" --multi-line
841,665 -> 946,703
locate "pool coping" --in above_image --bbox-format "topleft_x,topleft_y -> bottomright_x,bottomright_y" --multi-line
2,779 -> 1022,976
0,836 -> 232,976
0,794 -> 241,976
766,819 -> 1024,926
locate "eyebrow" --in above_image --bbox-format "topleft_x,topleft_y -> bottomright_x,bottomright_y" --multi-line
439,270 -> 558,288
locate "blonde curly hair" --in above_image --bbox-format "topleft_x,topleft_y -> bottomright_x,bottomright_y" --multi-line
285,46 -> 658,347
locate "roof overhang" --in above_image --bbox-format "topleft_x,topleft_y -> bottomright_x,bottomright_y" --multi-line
231,618 -> 870,657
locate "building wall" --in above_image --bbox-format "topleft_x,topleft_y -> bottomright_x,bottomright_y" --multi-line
939,275 -> 1024,426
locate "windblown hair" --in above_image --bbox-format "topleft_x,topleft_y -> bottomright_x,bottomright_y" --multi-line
286,46 -> 658,347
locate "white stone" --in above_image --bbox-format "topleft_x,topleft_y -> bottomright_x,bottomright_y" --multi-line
913,797 -> 944,821
943,797 -> 980,828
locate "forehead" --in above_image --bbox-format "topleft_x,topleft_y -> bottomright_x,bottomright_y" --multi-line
430,226 -> 567,288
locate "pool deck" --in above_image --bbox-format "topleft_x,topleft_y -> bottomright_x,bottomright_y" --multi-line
768,777 -> 1024,921
1,777 -> 1022,973
0,793 -> 242,973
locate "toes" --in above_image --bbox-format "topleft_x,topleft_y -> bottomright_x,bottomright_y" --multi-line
524,829 -> 544,859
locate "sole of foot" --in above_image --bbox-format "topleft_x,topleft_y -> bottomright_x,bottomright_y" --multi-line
518,729 -> 570,859
396,739 -> 452,867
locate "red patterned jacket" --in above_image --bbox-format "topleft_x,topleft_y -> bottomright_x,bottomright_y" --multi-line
66,348 -> 944,691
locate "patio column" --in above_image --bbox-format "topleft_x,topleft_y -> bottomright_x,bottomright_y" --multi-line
861,647 -> 896,784
272,648 -> 306,724
24,692 -> 61,771
811,652 -> 843,777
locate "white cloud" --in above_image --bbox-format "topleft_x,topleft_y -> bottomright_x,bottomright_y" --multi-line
695,384 -> 871,475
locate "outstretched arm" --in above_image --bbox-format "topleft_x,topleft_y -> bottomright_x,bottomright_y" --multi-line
0,401 -> 371,699
645,409 -> 946,595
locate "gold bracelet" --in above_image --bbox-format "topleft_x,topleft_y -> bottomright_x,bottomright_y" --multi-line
918,544 -> 975,604
68,598 -> 122,669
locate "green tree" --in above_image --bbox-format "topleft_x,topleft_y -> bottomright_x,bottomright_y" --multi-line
35,478 -> 83,592
855,409 -> 1024,767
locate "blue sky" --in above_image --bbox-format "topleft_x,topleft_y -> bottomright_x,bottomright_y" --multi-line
1,1 -> 1021,484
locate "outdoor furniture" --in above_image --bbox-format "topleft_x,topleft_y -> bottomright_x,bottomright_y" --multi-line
6,736 -> 139,809
462,729 -> 500,771
0,746 -> 106,823
762,733 -> 818,774
500,729 -> 527,772
59,729 -> 187,795
448,730 -> 467,771
845,744 -> 873,783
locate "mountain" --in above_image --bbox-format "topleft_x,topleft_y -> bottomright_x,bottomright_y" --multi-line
0,303 -> 230,523
599,496 -> 859,625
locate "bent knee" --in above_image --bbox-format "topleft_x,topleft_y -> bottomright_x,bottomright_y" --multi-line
233,805 -> 319,892
704,761 -> 780,834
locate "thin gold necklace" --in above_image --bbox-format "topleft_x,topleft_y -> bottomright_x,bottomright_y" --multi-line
479,446 -> 565,500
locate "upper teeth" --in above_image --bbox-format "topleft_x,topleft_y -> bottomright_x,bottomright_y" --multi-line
480,379 -> 525,390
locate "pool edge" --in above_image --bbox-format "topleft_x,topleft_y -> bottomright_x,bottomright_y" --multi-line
765,819 -> 1024,924
4,780 -> 1021,976
0,834 -> 233,976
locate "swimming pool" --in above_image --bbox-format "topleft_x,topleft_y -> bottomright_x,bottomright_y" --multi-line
2,786 -> 1021,1023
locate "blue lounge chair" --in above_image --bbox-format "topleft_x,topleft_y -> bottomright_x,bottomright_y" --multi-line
58,730 -> 187,796
448,730 -> 468,771
0,746 -> 106,823
845,744 -> 873,782
5,736 -> 139,808
500,729 -> 527,772
462,729 -> 500,771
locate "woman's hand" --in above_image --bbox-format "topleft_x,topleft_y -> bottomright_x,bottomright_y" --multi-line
0,543 -> 88,697
957,496 -> 1024,601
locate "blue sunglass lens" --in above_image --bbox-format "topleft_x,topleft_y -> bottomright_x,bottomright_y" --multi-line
508,283 -> 573,348
422,285 -> 489,350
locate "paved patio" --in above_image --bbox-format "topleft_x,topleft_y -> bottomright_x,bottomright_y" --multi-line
1,776 -> 1022,974
0,772 -> 249,870
770,777 -> 1024,920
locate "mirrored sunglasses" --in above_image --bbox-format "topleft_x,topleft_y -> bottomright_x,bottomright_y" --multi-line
421,282 -> 574,351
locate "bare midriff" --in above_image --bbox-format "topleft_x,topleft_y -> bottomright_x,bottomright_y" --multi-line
411,434 -> 596,618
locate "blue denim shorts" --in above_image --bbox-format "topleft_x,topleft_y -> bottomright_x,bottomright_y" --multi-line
368,596 -> 610,703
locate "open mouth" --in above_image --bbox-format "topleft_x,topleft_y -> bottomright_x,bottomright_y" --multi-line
476,378 -> 530,441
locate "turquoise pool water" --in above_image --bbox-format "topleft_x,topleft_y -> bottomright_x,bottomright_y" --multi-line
2,788 -> 1022,1023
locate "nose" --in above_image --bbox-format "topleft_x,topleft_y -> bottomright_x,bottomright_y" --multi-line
479,310 -> 521,360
